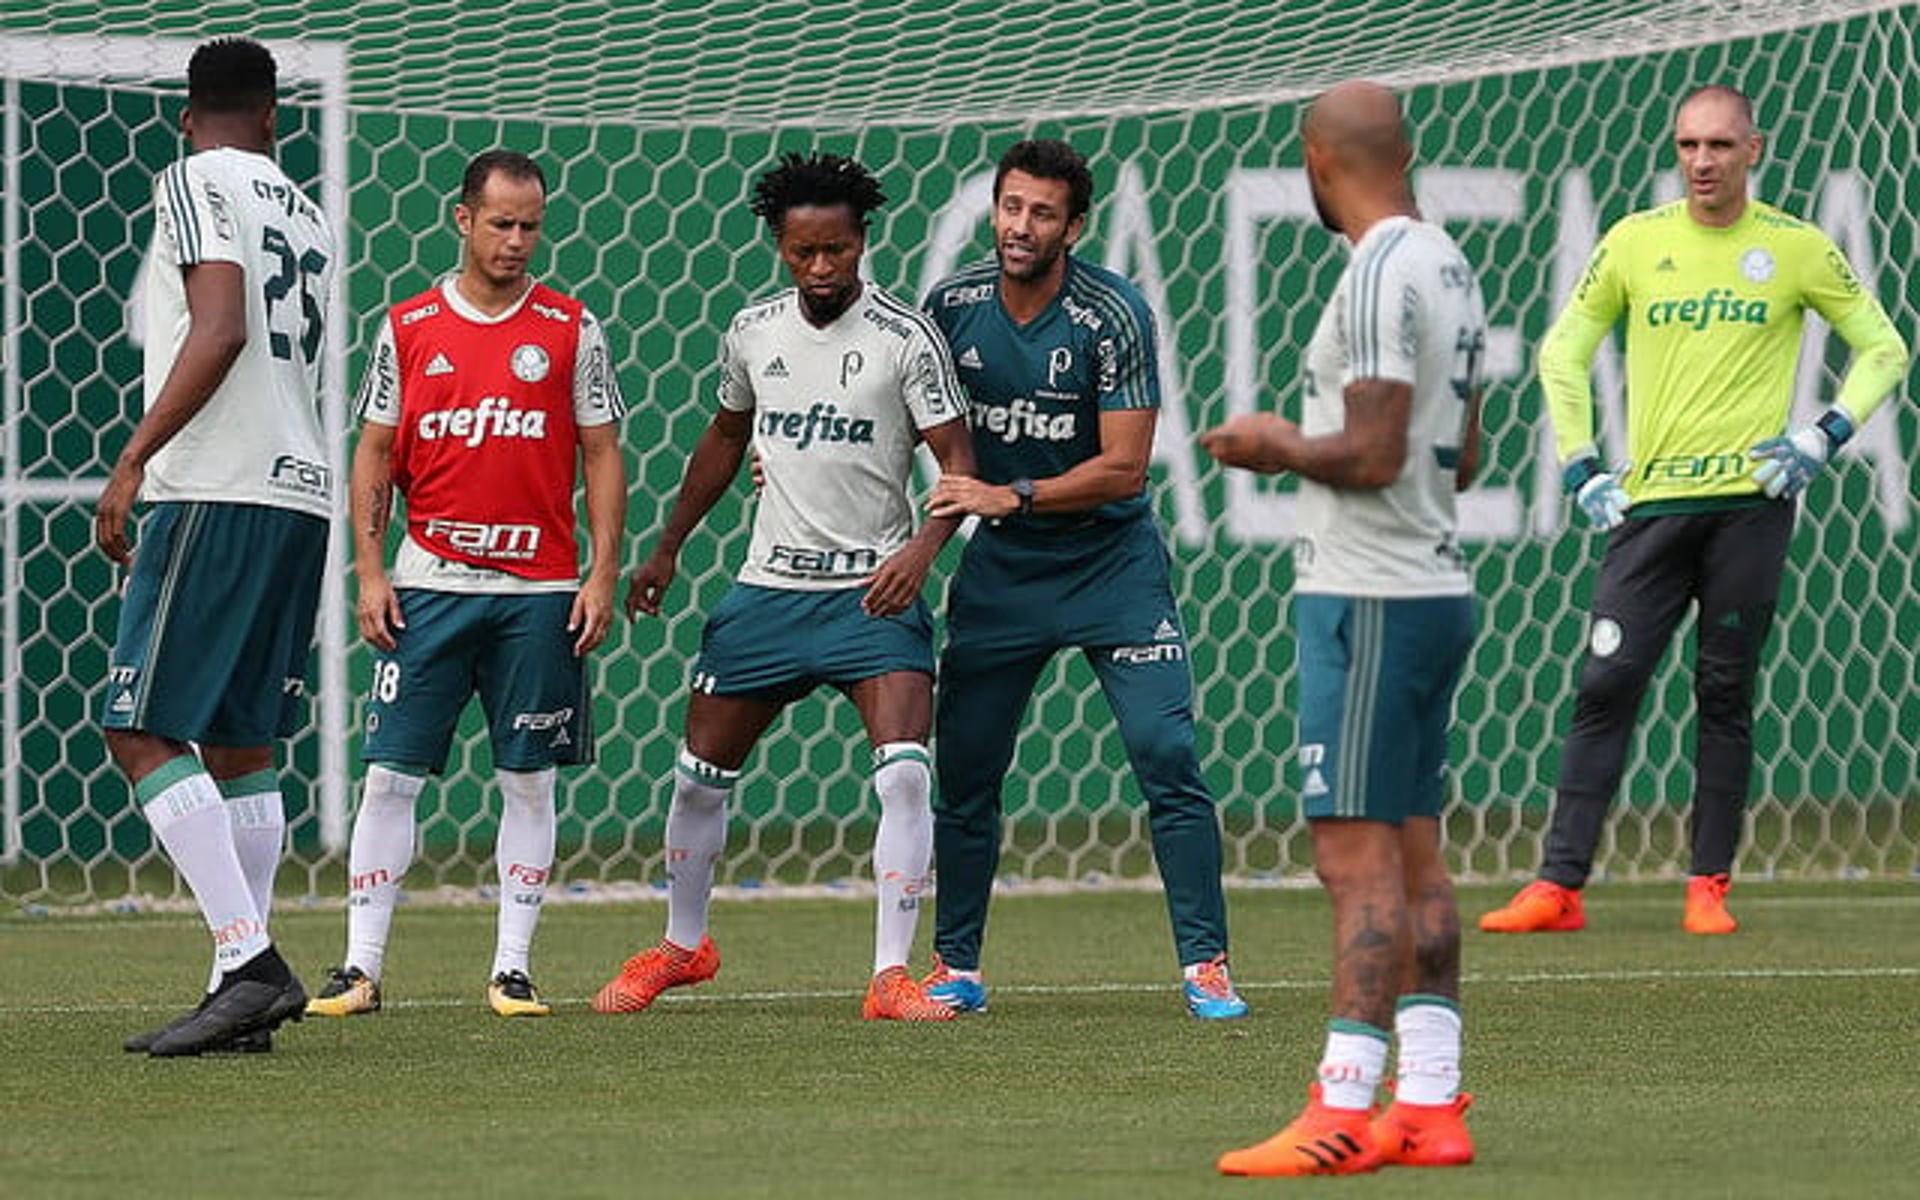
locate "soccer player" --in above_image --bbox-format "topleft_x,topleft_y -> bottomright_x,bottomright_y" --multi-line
1205,81 -> 1483,1176
100,38 -> 334,1057
1480,85 -> 1908,936
590,152 -> 975,1021
305,149 -> 627,1018
920,139 -> 1247,1020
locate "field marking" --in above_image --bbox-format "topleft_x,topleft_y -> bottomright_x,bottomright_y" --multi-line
7,889 -> 1918,932
5,964 -> 1918,1018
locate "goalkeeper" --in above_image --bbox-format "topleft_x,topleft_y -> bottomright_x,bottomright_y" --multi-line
1481,85 -> 1907,937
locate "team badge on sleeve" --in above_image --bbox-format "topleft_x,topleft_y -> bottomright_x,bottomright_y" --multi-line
511,344 -> 551,382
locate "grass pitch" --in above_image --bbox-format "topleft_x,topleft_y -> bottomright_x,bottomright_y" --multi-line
3,882 -> 1916,1198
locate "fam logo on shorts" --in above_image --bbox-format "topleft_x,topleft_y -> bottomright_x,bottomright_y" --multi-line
1110,618 -> 1187,666
512,706 -> 574,747
510,344 -> 550,382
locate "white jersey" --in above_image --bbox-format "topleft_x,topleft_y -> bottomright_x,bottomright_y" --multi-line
719,285 -> 966,591
141,147 -> 337,519
1295,215 -> 1484,598
358,278 -> 622,595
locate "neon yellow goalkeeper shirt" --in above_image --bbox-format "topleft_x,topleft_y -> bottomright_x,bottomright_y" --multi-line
1538,199 -> 1907,510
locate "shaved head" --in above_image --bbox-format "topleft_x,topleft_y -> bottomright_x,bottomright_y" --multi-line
1301,80 -> 1417,235
1678,84 -> 1755,134
1303,80 -> 1410,170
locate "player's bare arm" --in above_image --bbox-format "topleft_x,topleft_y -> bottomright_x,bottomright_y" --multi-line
1455,386 -> 1483,492
862,418 -> 976,617
929,407 -> 1155,519
95,261 -> 247,564
572,422 -> 628,654
1201,380 -> 1411,490
349,420 -> 405,651
626,406 -> 752,618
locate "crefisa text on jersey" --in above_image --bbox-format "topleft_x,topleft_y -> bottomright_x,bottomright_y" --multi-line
414,397 -> 550,446
757,401 -> 875,450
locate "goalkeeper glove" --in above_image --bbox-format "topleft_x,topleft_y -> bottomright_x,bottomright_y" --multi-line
1562,452 -> 1631,532
1749,409 -> 1855,499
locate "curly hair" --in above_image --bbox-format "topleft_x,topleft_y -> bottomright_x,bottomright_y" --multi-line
187,38 -> 277,115
750,151 -> 888,234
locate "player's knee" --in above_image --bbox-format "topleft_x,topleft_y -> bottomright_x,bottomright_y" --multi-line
673,746 -> 737,812
496,766 -> 556,814
1692,647 -> 1757,721
873,742 -> 931,812
934,756 -> 1010,816
1312,822 -> 1402,892
932,785 -> 1000,834
1574,648 -> 1650,714
1123,723 -> 1202,793
1693,681 -> 1753,732
362,762 -> 429,814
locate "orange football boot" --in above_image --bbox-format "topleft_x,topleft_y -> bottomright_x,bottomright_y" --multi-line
863,966 -> 957,1021
1683,873 -> 1738,935
1478,880 -> 1585,932
1372,1092 -> 1476,1167
590,935 -> 719,1013
1217,1084 -> 1383,1177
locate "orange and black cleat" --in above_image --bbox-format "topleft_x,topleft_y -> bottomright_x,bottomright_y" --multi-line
1217,1084 -> 1383,1177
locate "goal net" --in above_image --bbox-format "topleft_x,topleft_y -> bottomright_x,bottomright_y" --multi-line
4,1 -> 1916,906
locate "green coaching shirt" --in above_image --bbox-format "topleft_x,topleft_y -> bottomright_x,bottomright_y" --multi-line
924,255 -> 1160,530
1539,199 -> 1907,509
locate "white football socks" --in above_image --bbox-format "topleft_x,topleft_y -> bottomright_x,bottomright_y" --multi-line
139,756 -> 269,973
209,770 -> 286,991
663,746 -> 736,950
1317,1021 -> 1391,1110
220,770 -> 286,921
491,767 -> 557,979
870,742 -> 933,975
1394,995 -> 1464,1105
342,764 -> 427,981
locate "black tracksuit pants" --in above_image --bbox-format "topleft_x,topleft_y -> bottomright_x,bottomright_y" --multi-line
1542,501 -> 1795,888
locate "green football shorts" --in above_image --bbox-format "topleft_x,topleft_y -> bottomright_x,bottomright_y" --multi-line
690,582 -> 934,702
101,501 -> 328,745
361,589 -> 594,773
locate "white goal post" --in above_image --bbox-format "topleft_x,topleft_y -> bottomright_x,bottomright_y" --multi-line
0,33 -> 353,866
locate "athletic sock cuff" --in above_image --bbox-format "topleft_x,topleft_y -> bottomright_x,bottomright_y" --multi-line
214,769 -> 279,799
676,747 -> 740,790
1396,993 -> 1460,1015
1328,1018 -> 1391,1044
368,761 -> 432,780
872,742 -> 930,771
134,755 -> 209,807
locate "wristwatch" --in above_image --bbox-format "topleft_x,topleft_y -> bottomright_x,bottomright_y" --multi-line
1009,477 -> 1036,516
